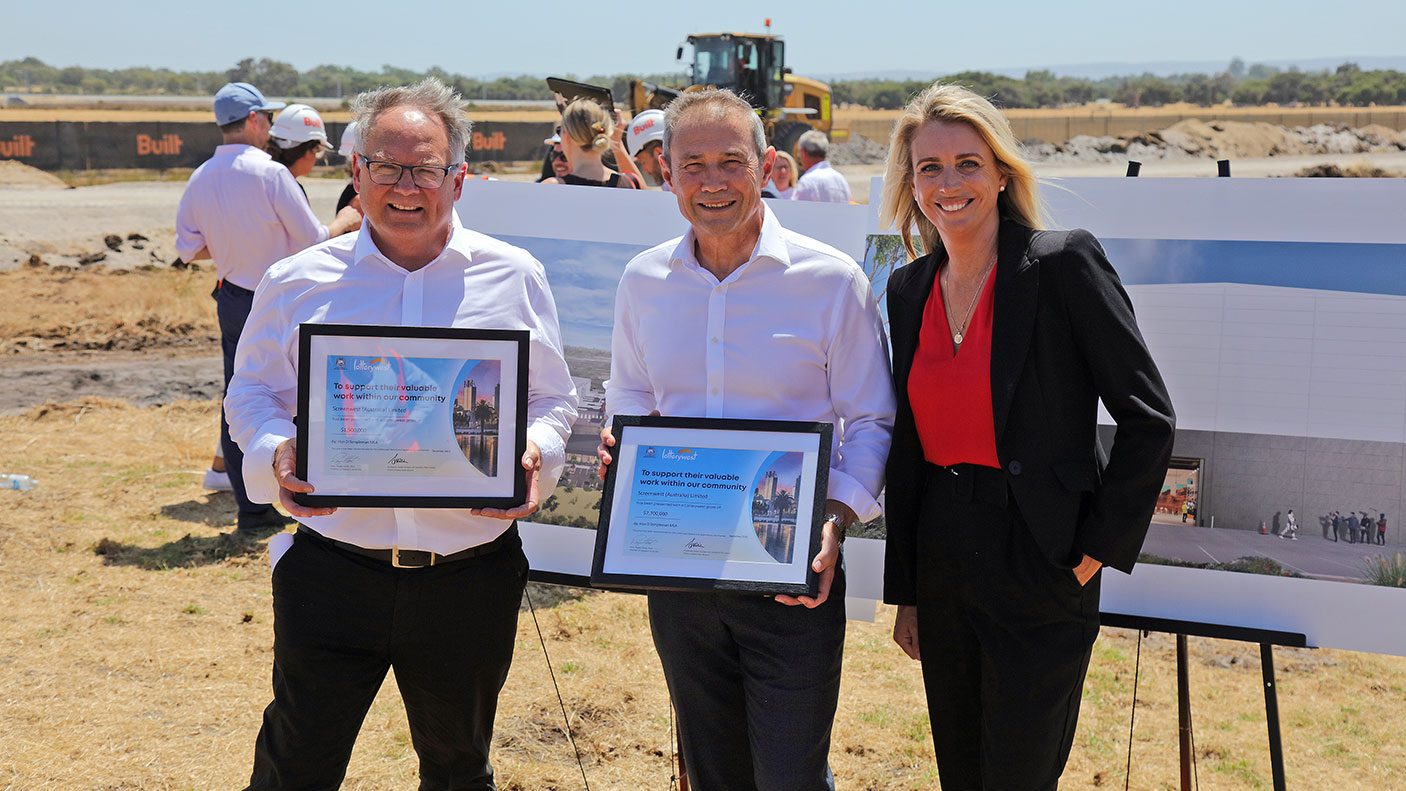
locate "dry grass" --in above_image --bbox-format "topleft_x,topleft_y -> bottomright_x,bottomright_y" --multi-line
0,266 -> 217,355
2,398 -> 1405,789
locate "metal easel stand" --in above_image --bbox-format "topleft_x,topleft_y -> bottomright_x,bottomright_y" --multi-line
1102,613 -> 1305,791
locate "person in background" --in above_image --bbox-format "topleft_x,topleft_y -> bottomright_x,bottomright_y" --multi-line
175,82 -> 360,533
794,129 -> 851,203
1347,511 -> 1360,544
625,109 -> 667,189
536,127 -> 571,183
542,99 -> 641,188
1378,513 -> 1387,545
879,82 -> 1174,790
768,150 -> 800,200
265,104 -> 334,191
1331,510 -> 1341,542
1280,508 -> 1298,539
335,120 -> 360,213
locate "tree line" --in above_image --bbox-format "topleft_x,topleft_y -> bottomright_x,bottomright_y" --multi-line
0,56 -> 683,104
3,56 -> 1404,110
833,60 -> 1406,109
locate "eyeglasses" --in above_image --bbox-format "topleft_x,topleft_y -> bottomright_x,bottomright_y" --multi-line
261,111 -> 274,125
359,155 -> 461,189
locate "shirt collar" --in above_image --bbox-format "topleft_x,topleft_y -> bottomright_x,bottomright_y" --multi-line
807,160 -> 833,173
215,143 -> 270,160
352,213 -> 471,273
669,203 -> 791,278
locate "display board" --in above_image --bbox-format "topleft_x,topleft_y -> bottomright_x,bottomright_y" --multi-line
461,176 -> 1406,654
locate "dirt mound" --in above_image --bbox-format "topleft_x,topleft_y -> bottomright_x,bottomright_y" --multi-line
830,134 -> 889,166
1025,119 -> 1406,164
0,159 -> 69,189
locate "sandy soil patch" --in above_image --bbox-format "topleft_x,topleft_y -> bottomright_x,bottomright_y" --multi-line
0,160 -> 69,188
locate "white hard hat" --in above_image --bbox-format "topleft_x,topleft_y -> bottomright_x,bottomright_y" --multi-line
270,103 -> 333,150
338,120 -> 358,158
626,110 -> 665,157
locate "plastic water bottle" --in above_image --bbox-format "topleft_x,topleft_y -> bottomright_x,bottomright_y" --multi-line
1,474 -> 36,490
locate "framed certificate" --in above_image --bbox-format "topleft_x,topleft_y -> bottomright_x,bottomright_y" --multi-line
294,323 -> 529,508
591,415 -> 833,596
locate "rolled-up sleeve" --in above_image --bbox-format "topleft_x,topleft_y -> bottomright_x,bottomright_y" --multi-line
174,182 -> 206,262
824,267 -> 896,522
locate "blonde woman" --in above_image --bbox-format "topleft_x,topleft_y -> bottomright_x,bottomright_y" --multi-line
879,83 -> 1174,790
543,98 -> 641,188
768,150 -> 799,199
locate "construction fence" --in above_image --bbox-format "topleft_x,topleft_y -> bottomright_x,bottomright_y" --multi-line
0,120 -> 555,171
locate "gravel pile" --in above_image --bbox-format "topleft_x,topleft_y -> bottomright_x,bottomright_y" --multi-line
1021,120 -> 1406,164
829,134 -> 889,166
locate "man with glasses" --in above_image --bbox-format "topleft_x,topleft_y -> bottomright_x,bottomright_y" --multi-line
225,77 -> 578,791
176,82 -> 361,532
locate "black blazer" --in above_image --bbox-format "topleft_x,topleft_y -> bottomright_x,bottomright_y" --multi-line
883,219 -> 1175,606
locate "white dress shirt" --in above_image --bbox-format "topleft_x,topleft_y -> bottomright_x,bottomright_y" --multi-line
226,218 -> 579,553
175,144 -> 328,290
794,160 -> 852,204
607,206 -> 894,521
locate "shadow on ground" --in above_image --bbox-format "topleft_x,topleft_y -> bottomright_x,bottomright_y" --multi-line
94,530 -> 273,569
158,494 -> 237,528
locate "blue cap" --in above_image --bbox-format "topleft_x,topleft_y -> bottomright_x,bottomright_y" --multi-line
213,82 -> 286,126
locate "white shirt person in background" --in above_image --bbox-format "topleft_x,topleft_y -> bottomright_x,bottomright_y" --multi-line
175,81 -> 361,532
793,128 -> 852,203
224,78 -> 577,791
598,88 -> 894,791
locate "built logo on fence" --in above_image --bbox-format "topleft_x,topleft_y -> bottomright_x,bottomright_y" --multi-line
136,134 -> 183,156
0,134 -> 36,158
472,131 -> 506,151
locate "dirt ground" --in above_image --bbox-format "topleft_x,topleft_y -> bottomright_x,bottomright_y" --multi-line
3,160 -> 1406,789
2,394 -> 1405,789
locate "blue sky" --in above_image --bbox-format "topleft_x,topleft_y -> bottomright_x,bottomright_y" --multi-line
15,1 -> 1404,78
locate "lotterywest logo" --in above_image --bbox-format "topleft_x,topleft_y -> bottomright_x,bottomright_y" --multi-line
472,131 -> 506,151
354,357 -> 392,371
0,135 -> 36,158
661,447 -> 699,461
136,133 -> 183,156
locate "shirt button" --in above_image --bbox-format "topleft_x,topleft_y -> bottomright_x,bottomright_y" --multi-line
711,337 -> 719,344
711,388 -> 719,395
1007,460 -> 1023,476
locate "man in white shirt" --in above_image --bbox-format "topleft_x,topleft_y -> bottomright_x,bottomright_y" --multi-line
176,81 -> 361,532
793,129 -> 852,204
599,89 -> 894,791
225,78 -> 577,791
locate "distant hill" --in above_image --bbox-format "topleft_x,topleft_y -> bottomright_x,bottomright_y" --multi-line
815,56 -> 1406,82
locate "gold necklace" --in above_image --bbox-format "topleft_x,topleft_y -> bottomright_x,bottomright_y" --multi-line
942,256 -> 997,346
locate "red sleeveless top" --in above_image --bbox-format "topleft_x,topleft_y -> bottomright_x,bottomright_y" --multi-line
908,264 -> 1000,468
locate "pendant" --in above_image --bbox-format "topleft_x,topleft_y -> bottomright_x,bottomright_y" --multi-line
953,332 -> 963,345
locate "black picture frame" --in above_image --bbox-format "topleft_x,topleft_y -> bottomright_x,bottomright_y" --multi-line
294,323 -> 529,509
591,415 -> 833,596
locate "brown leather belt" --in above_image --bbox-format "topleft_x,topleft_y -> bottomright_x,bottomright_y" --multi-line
296,524 -> 519,569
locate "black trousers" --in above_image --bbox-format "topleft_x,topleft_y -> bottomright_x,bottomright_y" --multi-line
647,567 -> 846,791
914,463 -> 1100,791
245,528 -> 528,791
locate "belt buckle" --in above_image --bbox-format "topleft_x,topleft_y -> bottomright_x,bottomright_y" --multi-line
391,547 -> 435,568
